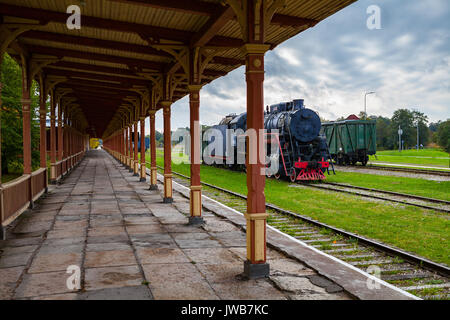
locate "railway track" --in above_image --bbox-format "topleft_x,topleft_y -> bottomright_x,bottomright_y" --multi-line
301,182 -> 450,214
341,164 -> 450,177
158,166 -> 450,300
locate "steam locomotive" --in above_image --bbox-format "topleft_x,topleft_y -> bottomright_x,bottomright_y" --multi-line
203,99 -> 331,181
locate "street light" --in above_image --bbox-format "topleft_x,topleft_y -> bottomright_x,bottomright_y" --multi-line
364,91 -> 375,119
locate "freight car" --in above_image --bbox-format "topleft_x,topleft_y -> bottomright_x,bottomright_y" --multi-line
203,99 -> 331,181
321,117 -> 376,166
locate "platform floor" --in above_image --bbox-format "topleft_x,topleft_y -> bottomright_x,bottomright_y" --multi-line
0,150 -> 354,300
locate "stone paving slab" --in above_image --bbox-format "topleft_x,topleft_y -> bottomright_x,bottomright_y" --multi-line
0,150 -> 356,300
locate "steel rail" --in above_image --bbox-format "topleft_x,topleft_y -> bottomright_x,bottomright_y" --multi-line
343,164 -> 450,177
304,183 -> 450,214
158,165 -> 450,277
325,182 -> 450,205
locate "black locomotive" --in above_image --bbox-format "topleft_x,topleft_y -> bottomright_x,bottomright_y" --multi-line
202,99 -> 331,181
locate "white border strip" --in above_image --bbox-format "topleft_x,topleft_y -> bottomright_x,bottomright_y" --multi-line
163,173 -> 420,300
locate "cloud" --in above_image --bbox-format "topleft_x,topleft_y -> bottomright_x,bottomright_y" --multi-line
151,0 -> 449,133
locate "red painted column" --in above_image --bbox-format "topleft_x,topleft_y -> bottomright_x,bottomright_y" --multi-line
50,91 -> 57,183
57,103 -> 63,162
128,126 -> 133,171
149,111 -> 158,190
21,74 -> 32,175
121,128 -> 125,164
133,122 -> 139,176
125,127 -> 129,167
243,44 -> 271,277
39,82 -> 47,169
161,102 -> 173,203
188,85 -> 203,224
139,116 -> 146,181
38,80 -> 48,193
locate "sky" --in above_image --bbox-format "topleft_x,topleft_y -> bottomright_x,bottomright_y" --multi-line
152,0 -> 450,132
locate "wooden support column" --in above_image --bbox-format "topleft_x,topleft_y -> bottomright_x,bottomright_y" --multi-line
57,101 -> 63,163
188,85 -> 203,225
122,127 -> 126,165
21,68 -> 32,176
128,126 -> 133,171
243,43 -> 271,277
139,116 -> 146,182
149,110 -> 158,190
133,122 -> 139,176
38,76 -> 48,192
21,57 -> 33,208
225,0 -> 285,279
161,102 -> 173,203
49,90 -> 57,183
125,126 -> 129,168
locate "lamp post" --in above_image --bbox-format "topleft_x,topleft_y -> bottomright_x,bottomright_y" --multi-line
364,91 -> 375,119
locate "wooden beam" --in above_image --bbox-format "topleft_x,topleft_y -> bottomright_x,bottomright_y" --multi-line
22,31 -> 171,58
48,61 -> 138,78
107,0 -> 217,16
27,45 -> 165,71
63,79 -> 136,91
211,56 -> 243,66
44,67 -> 150,86
271,14 -> 318,28
190,6 -> 235,47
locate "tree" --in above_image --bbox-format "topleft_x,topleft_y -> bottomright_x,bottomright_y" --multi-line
390,109 -> 415,149
412,110 -> 429,147
375,116 -> 394,150
436,120 -> 450,153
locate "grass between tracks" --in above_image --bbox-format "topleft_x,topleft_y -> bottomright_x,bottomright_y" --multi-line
326,171 -> 450,201
146,150 -> 449,265
369,149 -> 450,168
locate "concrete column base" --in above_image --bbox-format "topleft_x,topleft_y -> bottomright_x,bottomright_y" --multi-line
150,167 -> 158,187
188,216 -> 204,226
164,175 -> 173,200
133,162 -> 139,176
140,165 -> 146,181
163,197 -> 173,203
149,184 -> 158,190
243,260 -> 270,280
190,186 -> 202,218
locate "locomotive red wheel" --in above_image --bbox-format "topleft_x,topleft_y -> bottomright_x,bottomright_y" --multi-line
289,168 -> 297,182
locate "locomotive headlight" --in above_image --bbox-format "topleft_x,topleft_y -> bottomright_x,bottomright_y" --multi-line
339,147 -> 343,151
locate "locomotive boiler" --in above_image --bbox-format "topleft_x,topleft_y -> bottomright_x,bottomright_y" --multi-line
203,99 -> 331,181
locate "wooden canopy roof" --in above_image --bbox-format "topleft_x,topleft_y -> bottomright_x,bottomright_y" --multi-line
1,0 -> 355,137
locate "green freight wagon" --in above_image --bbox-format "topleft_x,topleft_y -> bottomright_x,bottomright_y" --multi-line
321,119 -> 376,166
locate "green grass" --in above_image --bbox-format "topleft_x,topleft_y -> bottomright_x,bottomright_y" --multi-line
327,171 -> 450,201
149,150 -> 450,265
370,148 -> 450,168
